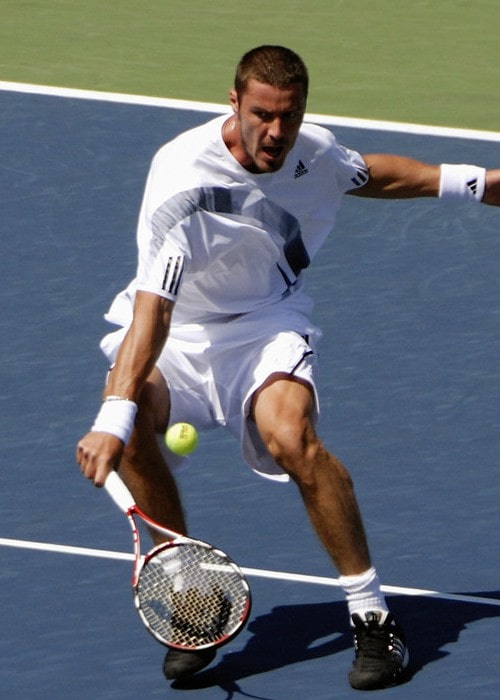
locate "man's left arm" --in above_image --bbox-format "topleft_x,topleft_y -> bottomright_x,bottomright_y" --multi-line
349,153 -> 500,206
483,169 -> 500,205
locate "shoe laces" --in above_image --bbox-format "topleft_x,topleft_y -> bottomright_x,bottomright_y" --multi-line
352,611 -> 400,659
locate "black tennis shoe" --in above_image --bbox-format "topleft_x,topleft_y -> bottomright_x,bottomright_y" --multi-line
163,647 -> 216,680
348,610 -> 409,690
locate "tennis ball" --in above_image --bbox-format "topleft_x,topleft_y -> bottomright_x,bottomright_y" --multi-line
165,422 -> 198,456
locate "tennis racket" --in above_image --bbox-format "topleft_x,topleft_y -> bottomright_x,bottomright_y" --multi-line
104,470 -> 251,650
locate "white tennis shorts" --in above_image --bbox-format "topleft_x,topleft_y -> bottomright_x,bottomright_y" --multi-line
101,325 -> 319,481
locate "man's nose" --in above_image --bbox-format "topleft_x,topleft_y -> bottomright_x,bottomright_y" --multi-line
268,117 -> 284,140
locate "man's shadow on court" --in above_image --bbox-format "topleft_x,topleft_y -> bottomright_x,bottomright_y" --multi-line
172,592 -> 500,696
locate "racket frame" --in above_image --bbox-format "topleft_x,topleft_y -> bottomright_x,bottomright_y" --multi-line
104,470 -> 251,650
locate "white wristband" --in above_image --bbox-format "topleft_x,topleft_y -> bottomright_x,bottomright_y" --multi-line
91,398 -> 138,445
439,163 -> 486,202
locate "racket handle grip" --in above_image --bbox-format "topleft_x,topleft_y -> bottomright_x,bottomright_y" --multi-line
104,470 -> 136,513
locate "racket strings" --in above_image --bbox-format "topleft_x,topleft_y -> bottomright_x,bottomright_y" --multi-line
170,586 -> 232,641
136,542 -> 249,649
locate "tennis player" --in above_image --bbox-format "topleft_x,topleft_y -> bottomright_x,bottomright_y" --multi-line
76,45 -> 500,690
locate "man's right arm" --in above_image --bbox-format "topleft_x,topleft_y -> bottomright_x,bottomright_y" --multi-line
76,291 -> 174,486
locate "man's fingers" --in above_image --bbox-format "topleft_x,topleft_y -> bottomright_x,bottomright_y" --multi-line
75,433 -> 123,486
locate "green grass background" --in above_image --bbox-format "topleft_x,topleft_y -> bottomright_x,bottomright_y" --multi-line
0,0 -> 498,130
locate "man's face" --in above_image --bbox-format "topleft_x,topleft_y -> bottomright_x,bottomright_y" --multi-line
229,78 -> 306,174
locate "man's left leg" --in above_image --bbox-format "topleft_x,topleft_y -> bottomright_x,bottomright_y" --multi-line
251,373 -> 409,690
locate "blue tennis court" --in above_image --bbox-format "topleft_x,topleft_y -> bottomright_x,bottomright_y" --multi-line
1,86 -> 499,699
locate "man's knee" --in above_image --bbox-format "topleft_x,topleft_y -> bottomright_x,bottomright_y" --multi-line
263,416 -> 320,478
252,373 -> 329,482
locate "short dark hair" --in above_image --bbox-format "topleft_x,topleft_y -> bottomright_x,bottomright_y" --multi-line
234,45 -> 309,100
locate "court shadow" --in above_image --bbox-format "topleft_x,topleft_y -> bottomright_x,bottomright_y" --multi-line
171,592 -> 500,696
388,590 -> 500,676
172,599 -> 351,697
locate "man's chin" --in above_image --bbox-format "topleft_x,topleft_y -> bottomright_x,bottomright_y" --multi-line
255,155 -> 285,173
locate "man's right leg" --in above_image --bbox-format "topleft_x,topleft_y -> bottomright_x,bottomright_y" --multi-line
115,366 -> 217,679
116,367 -> 187,541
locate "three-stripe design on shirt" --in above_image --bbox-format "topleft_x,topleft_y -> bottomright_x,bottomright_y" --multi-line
350,167 -> 369,188
161,255 -> 185,295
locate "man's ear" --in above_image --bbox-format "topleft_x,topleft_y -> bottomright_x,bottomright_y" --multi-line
229,89 -> 239,114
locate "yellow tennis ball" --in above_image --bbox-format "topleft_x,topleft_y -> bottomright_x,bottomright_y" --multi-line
165,422 -> 198,456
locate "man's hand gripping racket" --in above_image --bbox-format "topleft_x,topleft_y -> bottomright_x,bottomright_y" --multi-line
104,471 -> 251,650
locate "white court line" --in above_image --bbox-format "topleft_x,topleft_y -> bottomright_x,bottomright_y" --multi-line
1,536 -> 499,608
1,79 -> 500,142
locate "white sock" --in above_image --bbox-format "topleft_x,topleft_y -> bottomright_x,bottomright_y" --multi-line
339,566 -> 389,621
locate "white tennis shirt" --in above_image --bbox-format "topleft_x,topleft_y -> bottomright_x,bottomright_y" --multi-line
104,114 -> 368,340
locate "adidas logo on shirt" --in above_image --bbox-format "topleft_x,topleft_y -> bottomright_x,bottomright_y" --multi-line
294,160 -> 309,179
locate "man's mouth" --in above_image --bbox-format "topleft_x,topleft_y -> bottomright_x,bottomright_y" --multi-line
262,145 -> 284,158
